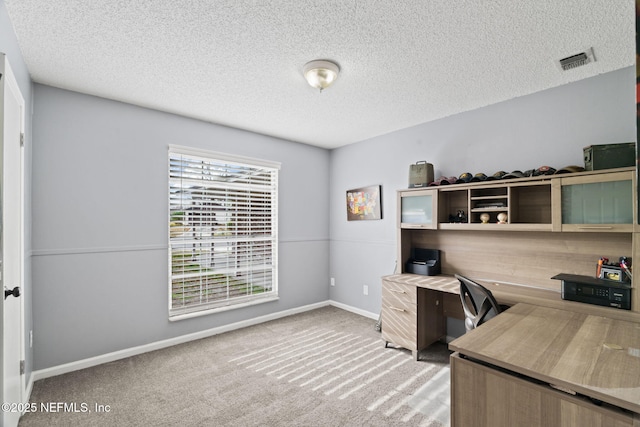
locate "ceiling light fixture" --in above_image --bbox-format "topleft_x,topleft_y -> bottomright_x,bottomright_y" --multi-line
303,60 -> 340,92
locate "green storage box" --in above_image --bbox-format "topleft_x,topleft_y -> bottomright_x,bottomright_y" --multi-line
583,142 -> 636,171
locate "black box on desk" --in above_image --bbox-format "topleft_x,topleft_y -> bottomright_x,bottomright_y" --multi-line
405,248 -> 441,276
583,142 -> 635,171
552,273 -> 631,310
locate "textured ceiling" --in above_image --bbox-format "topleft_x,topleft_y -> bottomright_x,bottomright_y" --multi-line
4,1 -> 635,149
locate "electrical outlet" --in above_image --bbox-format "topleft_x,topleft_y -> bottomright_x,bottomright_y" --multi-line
330,277 -> 335,287
363,285 -> 368,296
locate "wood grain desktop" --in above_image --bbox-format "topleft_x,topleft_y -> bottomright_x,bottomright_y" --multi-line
449,303 -> 640,426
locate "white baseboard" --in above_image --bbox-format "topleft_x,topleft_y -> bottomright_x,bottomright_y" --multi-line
23,374 -> 34,407
328,300 -> 379,320
31,300 -> 377,382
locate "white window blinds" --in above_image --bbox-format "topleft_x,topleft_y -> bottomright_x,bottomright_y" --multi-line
168,146 -> 279,317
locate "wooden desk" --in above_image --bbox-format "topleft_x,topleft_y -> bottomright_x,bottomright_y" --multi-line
449,303 -> 640,426
380,273 -> 561,359
381,273 -> 640,360
382,273 -> 563,303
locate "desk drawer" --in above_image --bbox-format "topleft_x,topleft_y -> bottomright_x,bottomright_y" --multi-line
382,280 -> 417,305
381,303 -> 417,351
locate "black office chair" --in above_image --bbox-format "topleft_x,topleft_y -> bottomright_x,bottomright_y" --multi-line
455,274 -> 503,332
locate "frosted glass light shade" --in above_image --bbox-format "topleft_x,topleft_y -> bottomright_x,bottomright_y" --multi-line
303,60 -> 340,91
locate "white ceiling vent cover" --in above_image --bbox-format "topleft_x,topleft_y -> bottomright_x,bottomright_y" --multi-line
558,48 -> 596,71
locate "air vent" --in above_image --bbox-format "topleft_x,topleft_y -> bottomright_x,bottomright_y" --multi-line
558,48 -> 596,71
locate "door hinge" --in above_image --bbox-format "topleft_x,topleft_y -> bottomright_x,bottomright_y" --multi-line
20,133 -> 24,147
20,360 -> 25,375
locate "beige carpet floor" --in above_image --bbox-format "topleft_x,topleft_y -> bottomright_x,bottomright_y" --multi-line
19,306 -> 451,426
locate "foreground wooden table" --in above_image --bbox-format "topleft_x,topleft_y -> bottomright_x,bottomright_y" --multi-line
449,303 -> 640,426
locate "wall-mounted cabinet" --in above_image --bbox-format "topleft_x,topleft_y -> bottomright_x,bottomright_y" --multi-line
399,167 -> 634,233
553,170 -> 635,233
398,188 -> 437,229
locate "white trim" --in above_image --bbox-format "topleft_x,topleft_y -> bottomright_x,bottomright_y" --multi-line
1,53 -> 28,419
168,144 -> 281,170
24,375 -> 34,407
169,295 -> 280,321
327,300 -> 379,320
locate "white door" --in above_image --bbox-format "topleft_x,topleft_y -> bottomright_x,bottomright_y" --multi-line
0,54 -> 26,427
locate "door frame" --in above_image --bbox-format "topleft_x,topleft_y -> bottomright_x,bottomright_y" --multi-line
0,52 -> 27,425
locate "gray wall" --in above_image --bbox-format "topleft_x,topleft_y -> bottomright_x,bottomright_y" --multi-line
0,0 -> 34,385
31,85 -> 330,369
329,67 -> 636,327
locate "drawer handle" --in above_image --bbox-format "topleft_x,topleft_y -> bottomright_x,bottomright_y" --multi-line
389,289 -> 407,294
389,306 -> 405,312
576,226 -> 614,230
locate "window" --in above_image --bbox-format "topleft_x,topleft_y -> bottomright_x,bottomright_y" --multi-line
168,146 -> 279,319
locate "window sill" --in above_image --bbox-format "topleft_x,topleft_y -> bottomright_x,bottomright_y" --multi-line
168,295 -> 280,322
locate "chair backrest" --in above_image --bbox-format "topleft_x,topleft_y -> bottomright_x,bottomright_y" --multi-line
455,274 -> 502,332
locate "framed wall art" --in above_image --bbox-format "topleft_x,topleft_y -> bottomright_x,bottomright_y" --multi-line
346,185 -> 382,221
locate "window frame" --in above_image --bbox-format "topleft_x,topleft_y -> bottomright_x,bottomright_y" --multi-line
168,145 -> 280,320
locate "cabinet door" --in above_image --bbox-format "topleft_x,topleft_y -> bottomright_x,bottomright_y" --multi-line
451,353 -> 635,427
558,171 -> 635,232
398,189 -> 437,229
